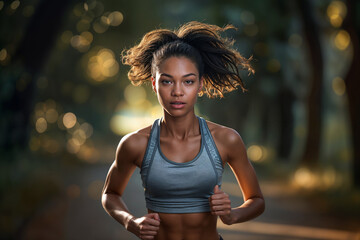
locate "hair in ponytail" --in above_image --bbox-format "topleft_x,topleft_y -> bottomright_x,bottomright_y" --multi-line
122,21 -> 254,98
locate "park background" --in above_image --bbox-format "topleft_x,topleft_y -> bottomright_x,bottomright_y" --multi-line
1,0 -> 360,239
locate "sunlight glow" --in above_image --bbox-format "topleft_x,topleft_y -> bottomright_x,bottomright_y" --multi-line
124,85 -> 147,106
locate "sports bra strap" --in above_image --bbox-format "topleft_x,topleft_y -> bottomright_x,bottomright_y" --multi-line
140,119 -> 159,184
199,117 -> 223,184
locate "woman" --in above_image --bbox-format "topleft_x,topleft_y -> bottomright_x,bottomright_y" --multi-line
102,21 -> 265,240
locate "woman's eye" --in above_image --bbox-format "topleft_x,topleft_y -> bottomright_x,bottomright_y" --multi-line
161,80 -> 171,84
185,80 -> 194,84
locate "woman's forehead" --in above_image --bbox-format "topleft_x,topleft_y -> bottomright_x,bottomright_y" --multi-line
156,56 -> 199,76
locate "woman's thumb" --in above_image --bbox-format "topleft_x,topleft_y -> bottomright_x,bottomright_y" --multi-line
213,185 -> 220,193
150,213 -> 160,221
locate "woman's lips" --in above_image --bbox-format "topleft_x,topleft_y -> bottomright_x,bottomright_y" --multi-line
170,101 -> 185,109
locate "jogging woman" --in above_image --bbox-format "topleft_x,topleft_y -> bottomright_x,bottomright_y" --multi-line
102,21 -> 265,240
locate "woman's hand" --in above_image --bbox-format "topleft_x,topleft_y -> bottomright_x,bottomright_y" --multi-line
128,213 -> 161,240
209,185 -> 234,225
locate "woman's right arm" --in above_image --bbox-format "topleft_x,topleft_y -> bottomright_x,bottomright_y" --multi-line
101,133 -> 160,240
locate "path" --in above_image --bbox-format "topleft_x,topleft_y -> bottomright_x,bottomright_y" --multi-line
21,164 -> 360,240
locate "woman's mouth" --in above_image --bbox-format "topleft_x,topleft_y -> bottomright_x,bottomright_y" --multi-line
170,101 -> 186,109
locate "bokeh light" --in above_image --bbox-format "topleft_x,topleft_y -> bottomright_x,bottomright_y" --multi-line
80,122 -> 93,138
327,1 -> 347,28
0,48 -> 7,61
45,108 -> 59,123
63,112 -> 77,129
334,30 -> 351,50
293,167 -> 317,189
267,59 -> 281,73
67,138 -> 81,153
86,48 -> 119,81
70,31 -> 93,52
10,1 -> 20,10
247,145 -> 268,162
108,11 -> 124,26
61,31 -> 73,44
332,77 -> 346,96
35,117 -> 47,133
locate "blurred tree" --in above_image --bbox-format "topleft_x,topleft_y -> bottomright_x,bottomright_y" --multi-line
343,0 -> 360,188
1,0 -> 74,157
297,0 -> 324,167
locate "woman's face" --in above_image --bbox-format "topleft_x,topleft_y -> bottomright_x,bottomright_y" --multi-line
152,56 -> 203,118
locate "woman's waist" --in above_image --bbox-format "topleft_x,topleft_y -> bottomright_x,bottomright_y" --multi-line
148,210 -> 218,235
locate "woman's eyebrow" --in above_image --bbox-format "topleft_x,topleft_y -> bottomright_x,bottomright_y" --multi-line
160,73 -> 197,78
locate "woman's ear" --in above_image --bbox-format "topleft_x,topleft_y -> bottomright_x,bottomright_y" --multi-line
198,77 -> 204,93
152,77 -> 157,93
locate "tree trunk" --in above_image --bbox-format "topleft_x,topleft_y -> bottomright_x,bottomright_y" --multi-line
343,0 -> 360,188
297,0 -> 324,167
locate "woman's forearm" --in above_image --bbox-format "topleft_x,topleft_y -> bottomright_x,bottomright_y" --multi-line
101,192 -> 135,230
229,197 -> 265,224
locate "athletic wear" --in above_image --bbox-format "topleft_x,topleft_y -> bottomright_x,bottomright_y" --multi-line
140,116 -> 223,213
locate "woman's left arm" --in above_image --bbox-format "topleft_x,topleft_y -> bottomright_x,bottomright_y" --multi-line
209,128 -> 265,225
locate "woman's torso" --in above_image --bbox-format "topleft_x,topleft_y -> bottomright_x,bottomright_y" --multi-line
133,117 -> 226,240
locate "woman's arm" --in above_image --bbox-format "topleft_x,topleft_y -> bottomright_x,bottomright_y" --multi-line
209,127 -> 265,225
102,132 -> 160,239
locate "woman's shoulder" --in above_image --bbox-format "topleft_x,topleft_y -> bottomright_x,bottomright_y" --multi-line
204,119 -> 246,162
205,119 -> 244,148
115,124 -> 153,164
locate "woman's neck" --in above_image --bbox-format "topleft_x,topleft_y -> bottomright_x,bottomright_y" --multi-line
161,112 -> 199,140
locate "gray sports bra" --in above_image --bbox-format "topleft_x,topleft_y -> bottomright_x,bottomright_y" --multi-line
140,116 -> 223,213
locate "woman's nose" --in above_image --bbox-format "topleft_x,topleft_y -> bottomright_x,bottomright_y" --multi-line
171,83 -> 184,96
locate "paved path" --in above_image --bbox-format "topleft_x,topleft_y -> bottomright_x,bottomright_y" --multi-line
22,164 -> 360,240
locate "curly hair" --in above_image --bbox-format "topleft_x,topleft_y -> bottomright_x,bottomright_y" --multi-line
122,21 -> 254,98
